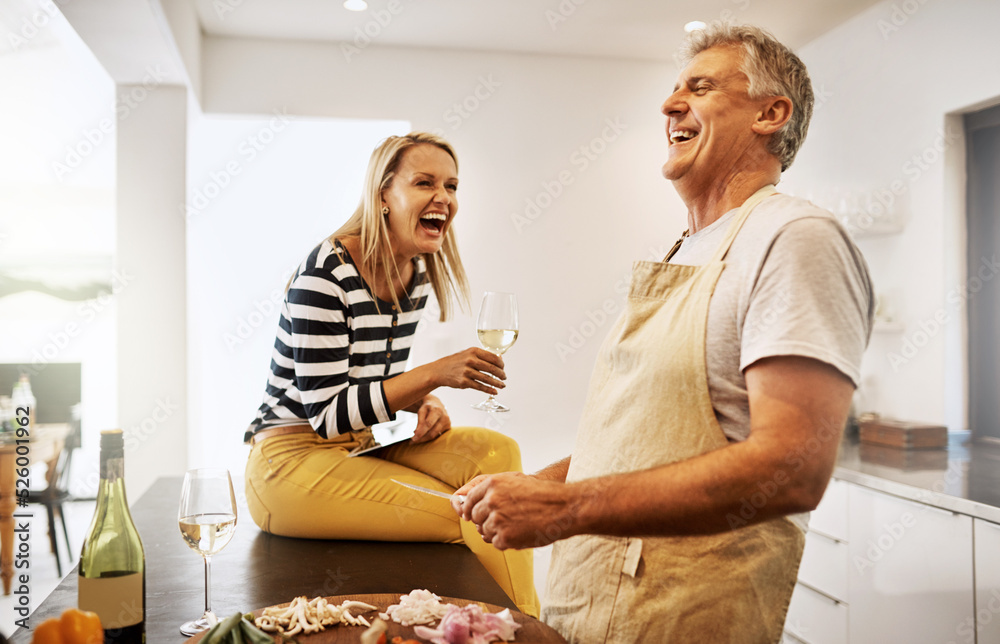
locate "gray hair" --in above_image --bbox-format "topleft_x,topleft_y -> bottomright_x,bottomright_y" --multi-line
680,23 -> 815,172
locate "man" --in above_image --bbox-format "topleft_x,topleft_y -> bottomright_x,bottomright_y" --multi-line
454,23 -> 874,643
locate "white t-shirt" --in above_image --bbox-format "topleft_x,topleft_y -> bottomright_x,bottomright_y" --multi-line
669,193 -> 874,532
669,192 -> 874,442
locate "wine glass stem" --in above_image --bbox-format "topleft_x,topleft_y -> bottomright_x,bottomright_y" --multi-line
203,554 -> 213,616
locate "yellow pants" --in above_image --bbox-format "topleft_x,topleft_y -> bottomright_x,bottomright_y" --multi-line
244,426 -> 540,617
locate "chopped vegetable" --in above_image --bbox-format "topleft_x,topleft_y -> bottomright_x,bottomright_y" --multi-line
254,596 -> 377,635
413,604 -> 520,644
200,612 -> 275,644
30,619 -> 64,644
380,589 -> 451,626
360,618 -> 388,644
31,608 -> 103,644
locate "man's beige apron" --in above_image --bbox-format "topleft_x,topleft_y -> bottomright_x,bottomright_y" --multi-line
543,185 -> 804,643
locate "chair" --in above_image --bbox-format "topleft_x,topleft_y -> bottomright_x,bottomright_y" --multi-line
29,420 -> 93,577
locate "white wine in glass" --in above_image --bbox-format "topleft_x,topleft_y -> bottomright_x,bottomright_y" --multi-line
477,329 -> 519,354
178,468 -> 238,636
473,292 -> 518,412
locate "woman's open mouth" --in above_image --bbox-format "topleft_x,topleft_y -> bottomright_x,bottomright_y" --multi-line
420,213 -> 447,234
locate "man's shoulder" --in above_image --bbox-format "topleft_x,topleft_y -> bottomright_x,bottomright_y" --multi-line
733,193 -> 846,253
749,192 -> 838,233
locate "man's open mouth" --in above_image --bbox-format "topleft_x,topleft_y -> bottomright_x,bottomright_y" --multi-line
670,129 -> 699,144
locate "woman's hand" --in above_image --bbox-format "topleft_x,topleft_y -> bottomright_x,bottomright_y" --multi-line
382,348 -> 505,423
430,347 -> 506,395
411,395 -> 451,443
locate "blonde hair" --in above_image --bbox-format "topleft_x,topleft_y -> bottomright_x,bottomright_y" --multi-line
681,23 -> 815,172
331,132 -> 469,321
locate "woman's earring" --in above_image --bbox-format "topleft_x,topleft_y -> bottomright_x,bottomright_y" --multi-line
381,206 -> 390,215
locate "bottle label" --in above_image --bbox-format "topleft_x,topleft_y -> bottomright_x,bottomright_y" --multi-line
79,573 -> 144,627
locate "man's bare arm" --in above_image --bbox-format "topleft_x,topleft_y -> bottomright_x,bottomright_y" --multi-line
465,355 -> 854,549
534,457 -> 571,482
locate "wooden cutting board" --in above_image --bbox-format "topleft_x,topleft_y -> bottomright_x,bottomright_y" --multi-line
187,593 -> 567,643
858,418 -> 948,449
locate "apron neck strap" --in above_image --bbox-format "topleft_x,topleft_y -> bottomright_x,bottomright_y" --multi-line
709,184 -> 777,263
663,185 -> 778,263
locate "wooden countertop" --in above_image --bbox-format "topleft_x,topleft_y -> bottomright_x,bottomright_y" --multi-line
10,477 -> 519,642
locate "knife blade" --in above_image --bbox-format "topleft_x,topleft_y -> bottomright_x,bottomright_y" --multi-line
391,478 -> 466,503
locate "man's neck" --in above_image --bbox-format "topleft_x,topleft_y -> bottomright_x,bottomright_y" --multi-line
675,165 -> 781,234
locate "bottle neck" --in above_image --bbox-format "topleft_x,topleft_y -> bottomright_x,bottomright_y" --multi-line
101,455 -> 124,482
98,454 -> 130,510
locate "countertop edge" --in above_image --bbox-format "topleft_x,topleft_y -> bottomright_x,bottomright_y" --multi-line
833,465 -> 1000,525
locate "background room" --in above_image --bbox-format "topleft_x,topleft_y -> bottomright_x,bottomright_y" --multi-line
2,0 -> 1000,639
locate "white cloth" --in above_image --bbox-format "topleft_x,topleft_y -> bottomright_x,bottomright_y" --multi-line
669,193 -> 875,444
669,194 -> 874,534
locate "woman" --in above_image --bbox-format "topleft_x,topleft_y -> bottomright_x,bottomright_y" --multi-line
244,132 -> 539,616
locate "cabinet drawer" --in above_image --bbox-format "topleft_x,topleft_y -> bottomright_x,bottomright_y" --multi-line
975,519 -> 1000,644
784,582 -> 848,644
847,485 -> 973,644
798,530 -> 849,602
810,478 -> 848,541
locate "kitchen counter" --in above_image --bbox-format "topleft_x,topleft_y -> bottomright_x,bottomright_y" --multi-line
10,477 -> 519,642
833,430 -> 1000,524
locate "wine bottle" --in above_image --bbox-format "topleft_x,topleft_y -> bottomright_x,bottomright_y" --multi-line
79,429 -> 146,643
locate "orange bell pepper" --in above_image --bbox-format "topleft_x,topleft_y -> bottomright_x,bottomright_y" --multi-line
31,608 -> 103,644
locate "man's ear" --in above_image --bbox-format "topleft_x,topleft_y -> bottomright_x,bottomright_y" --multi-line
752,96 -> 793,136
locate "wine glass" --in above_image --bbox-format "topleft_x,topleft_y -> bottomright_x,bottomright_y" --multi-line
472,291 -> 519,413
178,468 -> 238,636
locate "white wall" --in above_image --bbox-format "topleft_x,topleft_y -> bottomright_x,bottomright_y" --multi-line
116,83 -> 189,497
199,36 -> 680,476
185,113 -> 408,475
788,0 -> 1000,428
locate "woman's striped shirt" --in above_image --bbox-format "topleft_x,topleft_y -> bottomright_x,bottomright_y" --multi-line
246,238 -> 429,441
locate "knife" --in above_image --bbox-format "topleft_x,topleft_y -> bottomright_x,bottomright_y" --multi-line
392,478 -> 466,503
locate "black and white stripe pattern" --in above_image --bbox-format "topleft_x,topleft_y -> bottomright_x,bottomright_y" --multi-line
247,239 -> 429,441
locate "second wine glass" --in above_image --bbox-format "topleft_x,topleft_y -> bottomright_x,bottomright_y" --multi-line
473,291 -> 518,413
178,468 -> 238,637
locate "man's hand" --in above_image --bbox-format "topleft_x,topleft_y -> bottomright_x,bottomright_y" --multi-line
411,395 -> 451,443
458,472 -> 578,550
451,474 -> 489,514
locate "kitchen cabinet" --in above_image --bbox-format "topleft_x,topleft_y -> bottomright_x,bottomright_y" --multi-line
785,478 -> 982,643
784,479 -> 849,644
847,485 -> 973,644
975,519 -> 1000,642
809,478 -> 849,541
798,529 -> 849,602
785,582 -> 848,644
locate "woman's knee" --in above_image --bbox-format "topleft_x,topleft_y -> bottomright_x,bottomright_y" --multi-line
450,427 -> 523,474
